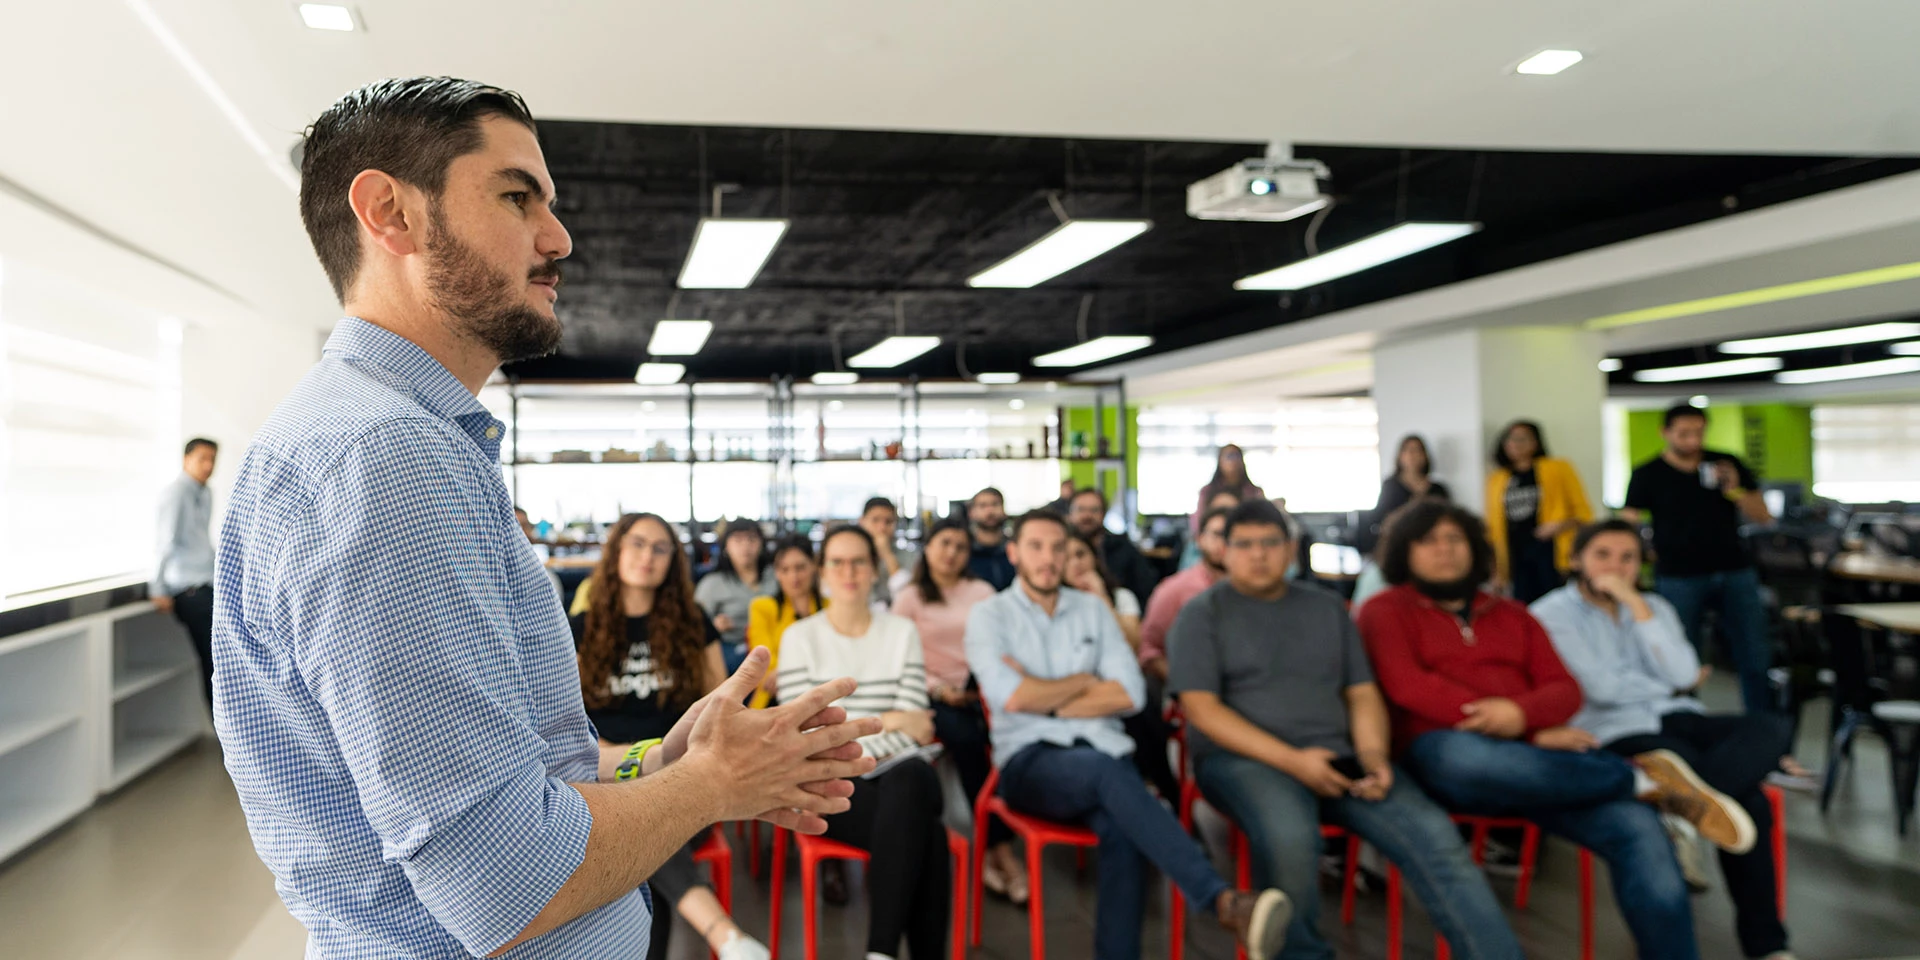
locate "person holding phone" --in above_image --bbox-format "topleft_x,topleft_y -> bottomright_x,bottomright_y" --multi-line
1170,500 -> 1521,960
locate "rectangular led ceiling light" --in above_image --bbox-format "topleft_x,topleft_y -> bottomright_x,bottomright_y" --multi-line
646,319 -> 713,356
298,3 -> 356,30
1630,357 -> 1784,382
1597,358 -> 1624,372
677,219 -> 789,289
968,220 -> 1151,289
848,336 -> 941,368
1892,341 -> 1920,355
810,371 -> 860,385
1515,49 -> 1583,75
1719,321 -> 1920,354
1774,357 -> 1920,384
634,362 -> 686,385
1233,222 -> 1480,290
1032,336 -> 1155,368
976,372 -> 1023,384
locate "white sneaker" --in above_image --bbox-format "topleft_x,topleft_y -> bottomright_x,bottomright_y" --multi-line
716,931 -> 770,960
1664,815 -> 1711,893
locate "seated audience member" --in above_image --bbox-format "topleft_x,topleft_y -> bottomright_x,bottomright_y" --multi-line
746,536 -> 825,709
890,519 -> 1023,902
1172,500 -> 1521,960
1144,506 -> 1232,681
1067,529 -> 1175,802
966,487 -> 1017,590
1356,500 -> 1752,960
776,525 -> 949,960
1068,487 -> 1160,602
860,496 -> 918,608
570,513 -> 767,960
695,517 -> 773,674
1533,520 -> 1794,960
1179,489 -> 1241,570
965,510 -> 1290,960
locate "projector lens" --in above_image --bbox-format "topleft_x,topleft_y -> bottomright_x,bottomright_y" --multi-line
1249,180 -> 1274,196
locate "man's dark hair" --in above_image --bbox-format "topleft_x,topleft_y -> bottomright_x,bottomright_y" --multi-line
1664,403 -> 1708,428
1070,487 -> 1108,511
299,77 -> 537,302
183,438 -> 218,456
861,497 -> 897,518
971,487 -> 1004,506
1571,518 -> 1645,561
1198,505 -> 1234,534
1491,420 -> 1549,470
1376,499 -> 1496,587
1222,499 -> 1291,542
1011,509 -> 1069,541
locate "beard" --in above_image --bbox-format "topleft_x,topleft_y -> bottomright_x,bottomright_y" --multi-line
423,204 -> 563,364
1411,573 -> 1481,603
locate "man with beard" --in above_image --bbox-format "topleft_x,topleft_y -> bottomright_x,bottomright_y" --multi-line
965,510 -> 1291,960
212,78 -> 877,960
1067,487 -> 1159,603
966,486 -> 1016,590
1356,500 -> 1746,960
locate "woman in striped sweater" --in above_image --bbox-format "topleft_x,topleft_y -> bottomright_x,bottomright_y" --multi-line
776,524 -> 947,960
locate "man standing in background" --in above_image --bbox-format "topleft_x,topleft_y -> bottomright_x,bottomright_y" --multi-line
152,437 -> 218,712
1622,404 -> 1776,714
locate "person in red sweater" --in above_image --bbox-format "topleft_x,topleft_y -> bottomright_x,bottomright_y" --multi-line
1356,500 -> 1752,960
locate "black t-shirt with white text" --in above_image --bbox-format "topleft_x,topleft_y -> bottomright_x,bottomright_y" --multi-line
569,611 -> 720,744
1504,468 -> 1540,556
1624,451 -> 1759,577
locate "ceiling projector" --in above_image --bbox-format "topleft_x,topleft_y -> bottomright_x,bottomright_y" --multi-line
1187,146 -> 1330,222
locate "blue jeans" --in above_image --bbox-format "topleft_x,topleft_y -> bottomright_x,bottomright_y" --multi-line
1404,731 -> 1699,960
1197,752 -> 1522,960
1655,566 -> 1775,714
1000,742 -> 1232,960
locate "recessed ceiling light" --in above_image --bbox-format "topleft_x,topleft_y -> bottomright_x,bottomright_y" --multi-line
1630,357 -> 1784,383
1032,336 -> 1155,368
297,3 -> 356,31
849,336 -> 941,368
1719,321 -> 1920,354
1009,398 -> 1026,410
827,400 -> 844,411
678,218 -> 789,289
634,362 -> 685,385
811,371 -> 860,386
1774,357 -> 1920,384
1233,222 -> 1479,290
1689,395 -> 1710,408
1597,358 -> 1623,372
1515,49 -> 1583,75
968,220 -> 1152,288
647,319 -> 713,356
976,372 -> 1022,385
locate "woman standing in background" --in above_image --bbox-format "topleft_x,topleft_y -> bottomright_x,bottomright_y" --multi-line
1192,444 -> 1264,530
1362,434 -> 1451,553
1485,420 -> 1593,604
695,517 -> 772,673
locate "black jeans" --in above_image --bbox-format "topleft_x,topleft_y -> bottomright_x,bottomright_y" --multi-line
821,758 -> 949,959
932,699 -> 1010,845
1608,711 -> 1794,958
171,584 -> 215,714
1509,536 -> 1563,605
645,827 -> 716,960
1124,674 -> 1181,804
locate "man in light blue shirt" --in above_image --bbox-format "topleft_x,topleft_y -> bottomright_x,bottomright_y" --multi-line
153,437 -> 218,710
964,509 -> 1289,960
216,77 -> 875,960
1532,519 -> 1792,960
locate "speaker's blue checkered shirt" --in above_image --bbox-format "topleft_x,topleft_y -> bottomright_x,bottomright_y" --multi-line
212,317 -> 650,958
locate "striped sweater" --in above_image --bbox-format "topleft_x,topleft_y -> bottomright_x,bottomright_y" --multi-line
775,611 -> 929,755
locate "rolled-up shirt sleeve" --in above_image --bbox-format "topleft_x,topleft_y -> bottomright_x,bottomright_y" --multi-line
280,420 -> 591,956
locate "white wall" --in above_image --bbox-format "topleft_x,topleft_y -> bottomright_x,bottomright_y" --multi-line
1373,328 -> 1487,501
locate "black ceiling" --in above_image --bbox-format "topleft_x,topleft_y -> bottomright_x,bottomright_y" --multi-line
506,120 -> 1920,382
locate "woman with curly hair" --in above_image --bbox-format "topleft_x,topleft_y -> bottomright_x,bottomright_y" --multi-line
571,513 -> 766,960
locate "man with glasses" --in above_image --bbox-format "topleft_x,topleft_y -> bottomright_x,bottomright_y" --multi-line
966,510 -> 1291,960
1170,500 -> 1522,960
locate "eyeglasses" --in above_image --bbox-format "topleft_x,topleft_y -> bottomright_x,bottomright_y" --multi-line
623,538 -> 677,559
823,557 -> 873,572
1228,536 -> 1286,551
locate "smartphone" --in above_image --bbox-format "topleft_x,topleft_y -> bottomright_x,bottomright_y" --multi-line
1330,755 -> 1367,781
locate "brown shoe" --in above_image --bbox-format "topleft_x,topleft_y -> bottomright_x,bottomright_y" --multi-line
1217,888 -> 1290,960
1637,749 -> 1756,854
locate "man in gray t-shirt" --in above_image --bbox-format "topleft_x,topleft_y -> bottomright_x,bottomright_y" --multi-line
1168,500 -> 1521,960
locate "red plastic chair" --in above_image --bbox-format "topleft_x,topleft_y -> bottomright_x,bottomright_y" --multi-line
767,824 -> 970,960
967,764 -> 1110,960
690,828 -> 734,960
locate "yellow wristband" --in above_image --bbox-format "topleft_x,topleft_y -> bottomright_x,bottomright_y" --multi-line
614,738 -> 664,782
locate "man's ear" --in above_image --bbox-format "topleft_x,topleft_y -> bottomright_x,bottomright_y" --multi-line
348,169 -> 425,260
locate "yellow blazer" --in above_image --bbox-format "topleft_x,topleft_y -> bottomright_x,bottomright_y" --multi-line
1485,456 -> 1593,578
746,594 -> 826,708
